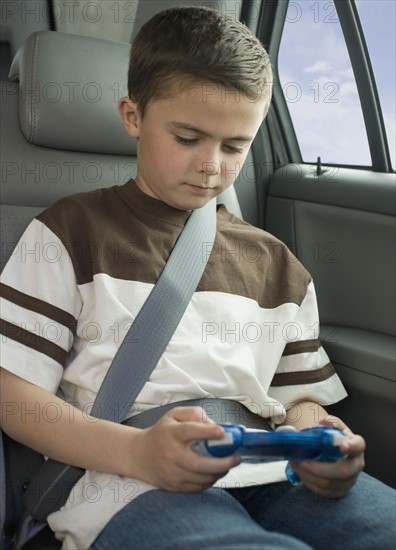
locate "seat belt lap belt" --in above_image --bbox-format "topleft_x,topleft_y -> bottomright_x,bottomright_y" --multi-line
13,199 -> 217,548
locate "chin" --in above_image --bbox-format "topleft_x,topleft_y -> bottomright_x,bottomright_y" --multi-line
181,196 -> 215,211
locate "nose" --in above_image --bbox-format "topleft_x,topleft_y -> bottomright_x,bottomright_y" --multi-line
196,146 -> 221,181
202,161 -> 220,175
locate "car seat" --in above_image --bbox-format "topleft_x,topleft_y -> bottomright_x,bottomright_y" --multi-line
0,30 -> 243,549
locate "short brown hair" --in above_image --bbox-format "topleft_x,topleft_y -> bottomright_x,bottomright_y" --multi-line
128,6 -> 272,117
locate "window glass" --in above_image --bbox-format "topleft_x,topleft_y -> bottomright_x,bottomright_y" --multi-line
355,0 -> 395,168
277,0 -> 370,165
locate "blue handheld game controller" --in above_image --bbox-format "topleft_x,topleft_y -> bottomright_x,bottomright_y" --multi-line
192,424 -> 347,485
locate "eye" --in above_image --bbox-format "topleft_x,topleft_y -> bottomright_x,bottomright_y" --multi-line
175,135 -> 198,146
223,144 -> 243,154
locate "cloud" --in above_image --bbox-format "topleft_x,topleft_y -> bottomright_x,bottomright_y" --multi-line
337,68 -> 355,80
304,61 -> 333,74
340,81 -> 360,97
288,93 -> 370,165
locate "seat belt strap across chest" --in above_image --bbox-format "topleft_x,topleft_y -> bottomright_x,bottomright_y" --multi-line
95,196 -> 217,423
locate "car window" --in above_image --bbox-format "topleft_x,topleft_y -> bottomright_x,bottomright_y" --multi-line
277,0 -> 370,166
355,0 -> 395,168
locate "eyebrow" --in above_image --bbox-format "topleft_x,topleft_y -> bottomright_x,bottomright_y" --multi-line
170,122 -> 253,142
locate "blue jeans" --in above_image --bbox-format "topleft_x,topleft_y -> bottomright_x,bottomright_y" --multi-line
90,473 -> 396,550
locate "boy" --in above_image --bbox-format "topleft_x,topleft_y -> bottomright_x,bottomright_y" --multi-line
1,6 -> 395,550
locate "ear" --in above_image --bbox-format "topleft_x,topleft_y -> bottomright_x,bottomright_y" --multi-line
118,96 -> 141,138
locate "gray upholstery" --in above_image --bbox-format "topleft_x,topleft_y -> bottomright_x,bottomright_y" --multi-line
9,31 -> 134,155
1,30 -> 242,271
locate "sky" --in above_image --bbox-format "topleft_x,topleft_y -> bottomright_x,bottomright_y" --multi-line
278,0 -> 395,167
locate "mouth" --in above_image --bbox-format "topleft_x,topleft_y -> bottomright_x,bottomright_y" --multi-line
187,184 -> 214,194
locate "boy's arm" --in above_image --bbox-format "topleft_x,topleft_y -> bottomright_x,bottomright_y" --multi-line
0,368 -> 237,492
281,400 -> 329,431
0,367 -> 139,475
282,400 -> 366,498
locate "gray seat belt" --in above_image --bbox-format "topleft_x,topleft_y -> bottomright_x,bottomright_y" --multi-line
12,198 -> 217,549
95,196 -> 216,424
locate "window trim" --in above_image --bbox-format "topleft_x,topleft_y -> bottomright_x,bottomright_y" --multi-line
257,0 -> 302,164
335,0 -> 392,172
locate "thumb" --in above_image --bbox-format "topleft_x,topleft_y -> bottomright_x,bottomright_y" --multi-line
320,415 -> 352,436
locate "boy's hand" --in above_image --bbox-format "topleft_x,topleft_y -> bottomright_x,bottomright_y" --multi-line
290,416 -> 365,499
130,407 -> 240,492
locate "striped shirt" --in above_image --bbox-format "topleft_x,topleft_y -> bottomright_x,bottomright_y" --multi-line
0,179 -> 347,548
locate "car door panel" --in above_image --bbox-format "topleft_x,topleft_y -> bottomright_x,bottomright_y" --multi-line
265,165 -> 396,487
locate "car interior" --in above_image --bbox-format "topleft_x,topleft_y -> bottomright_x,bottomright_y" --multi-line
1,1 -> 395,549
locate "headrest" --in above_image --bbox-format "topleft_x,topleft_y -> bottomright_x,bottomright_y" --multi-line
9,31 -> 135,155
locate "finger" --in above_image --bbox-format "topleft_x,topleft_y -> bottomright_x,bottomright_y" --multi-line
161,456 -> 238,492
305,466 -> 359,497
169,440 -> 240,479
298,472 -> 354,499
292,461 -> 358,496
164,475 -> 224,493
339,434 -> 366,457
320,415 -> 353,436
175,419 -> 225,444
162,407 -> 225,442
184,450 -> 241,475
155,468 -> 220,493
165,406 -> 215,424
293,453 -> 364,481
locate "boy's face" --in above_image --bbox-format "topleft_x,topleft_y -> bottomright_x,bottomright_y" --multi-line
119,82 -> 268,210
